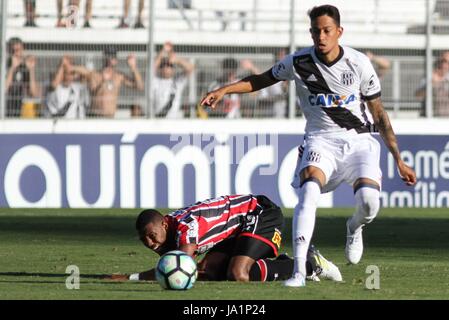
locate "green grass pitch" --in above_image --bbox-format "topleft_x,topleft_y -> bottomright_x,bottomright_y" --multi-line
0,208 -> 448,300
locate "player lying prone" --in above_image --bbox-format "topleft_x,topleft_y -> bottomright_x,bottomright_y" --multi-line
107,194 -> 342,283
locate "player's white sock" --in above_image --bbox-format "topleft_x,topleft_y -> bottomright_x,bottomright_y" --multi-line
292,179 -> 321,277
348,186 -> 380,233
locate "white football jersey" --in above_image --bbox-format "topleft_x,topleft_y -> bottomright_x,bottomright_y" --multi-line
272,46 -> 381,135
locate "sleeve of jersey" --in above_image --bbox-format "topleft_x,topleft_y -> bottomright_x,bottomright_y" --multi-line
271,54 -> 295,81
360,57 -> 382,101
177,219 -> 199,246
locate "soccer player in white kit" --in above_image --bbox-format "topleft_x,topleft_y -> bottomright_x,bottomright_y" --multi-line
199,5 -> 417,287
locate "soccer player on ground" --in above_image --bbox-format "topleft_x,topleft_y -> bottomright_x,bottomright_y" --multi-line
199,5 -> 417,287
109,194 -> 342,283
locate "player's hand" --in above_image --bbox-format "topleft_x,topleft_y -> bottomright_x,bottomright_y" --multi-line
397,161 -> 417,186
200,89 -> 226,109
104,274 -> 129,281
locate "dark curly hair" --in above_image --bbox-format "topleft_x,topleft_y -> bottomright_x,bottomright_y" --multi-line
308,5 -> 341,27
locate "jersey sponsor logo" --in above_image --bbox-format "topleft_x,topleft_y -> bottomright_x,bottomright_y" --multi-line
306,74 -> 318,82
273,62 -> 286,77
186,220 -> 199,238
341,70 -> 355,86
367,75 -> 376,90
271,229 -> 282,249
306,151 -> 321,163
245,214 -> 256,226
242,214 -> 257,232
308,93 -> 357,107
197,242 -> 214,254
296,56 -> 311,63
171,209 -> 185,217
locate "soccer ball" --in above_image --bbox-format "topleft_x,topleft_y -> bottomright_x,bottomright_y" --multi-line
155,250 -> 198,290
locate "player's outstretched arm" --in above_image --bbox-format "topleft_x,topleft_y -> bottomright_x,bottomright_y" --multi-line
366,97 -> 417,186
200,69 -> 279,109
106,244 -> 197,281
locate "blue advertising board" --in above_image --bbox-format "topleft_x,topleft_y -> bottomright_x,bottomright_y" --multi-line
0,133 -> 448,208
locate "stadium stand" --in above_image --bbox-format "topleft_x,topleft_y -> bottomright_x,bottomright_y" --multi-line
4,0 -> 431,43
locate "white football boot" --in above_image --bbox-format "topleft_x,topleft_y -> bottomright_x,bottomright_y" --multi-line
283,272 -> 306,287
306,271 -> 321,282
345,220 -> 364,264
308,245 -> 343,282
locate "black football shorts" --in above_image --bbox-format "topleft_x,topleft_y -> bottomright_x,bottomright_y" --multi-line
209,195 -> 284,260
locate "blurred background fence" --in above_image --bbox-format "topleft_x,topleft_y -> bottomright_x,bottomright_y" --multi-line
1,0 -> 449,119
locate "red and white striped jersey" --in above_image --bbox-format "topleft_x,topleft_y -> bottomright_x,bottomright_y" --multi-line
164,194 -> 262,254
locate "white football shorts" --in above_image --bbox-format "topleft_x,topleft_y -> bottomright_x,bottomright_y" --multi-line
291,132 -> 382,193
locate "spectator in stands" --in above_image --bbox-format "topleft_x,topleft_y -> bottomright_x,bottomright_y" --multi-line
152,41 -> 194,118
130,104 -> 144,117
56,0 -> 93,28
208,58 -> 241,118
118,0 -> 145,28
240,50 -> 289,118
415,51 -> 449,117
23,0 -> 37,27
45,56 -> 90,119
366,51 -> 391,80
5,37 -> 41,117
69,47 -> 144,117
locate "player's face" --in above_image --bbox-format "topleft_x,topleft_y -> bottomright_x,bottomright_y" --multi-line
310,15 -> 343,56
139,221 -> 168,254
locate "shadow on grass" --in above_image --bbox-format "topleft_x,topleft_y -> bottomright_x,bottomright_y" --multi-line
0,280 -> 65,285
283,216 -> 449,250
0,272 -> 162,291
0,216 -> 135,241
0,272 -> 107,279
0,215 -> 448,249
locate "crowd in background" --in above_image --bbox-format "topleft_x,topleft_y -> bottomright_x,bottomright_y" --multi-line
415,51 -> 449,117
5,1 -> 449,119
7,35 -> 449,119
5,36 -> 292,119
